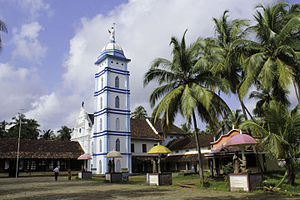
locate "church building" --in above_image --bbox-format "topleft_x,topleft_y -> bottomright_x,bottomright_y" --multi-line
70,26 -> 187,174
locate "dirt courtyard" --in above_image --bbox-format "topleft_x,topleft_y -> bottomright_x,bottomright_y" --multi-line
0,176 -> 298,200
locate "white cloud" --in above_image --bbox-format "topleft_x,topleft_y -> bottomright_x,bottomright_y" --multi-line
15,0 -> 51,19
25,92 -> 84,131
6,0 -> 276,131
0,63 -> 45,121
12,21 -> 47,62
62,0 -> 274,127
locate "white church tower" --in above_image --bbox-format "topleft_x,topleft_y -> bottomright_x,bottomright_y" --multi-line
92,25 -> 131,174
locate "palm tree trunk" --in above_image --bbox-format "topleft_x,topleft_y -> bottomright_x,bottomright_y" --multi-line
285,158 -> 295,186
238,97 -> 248,120
244,104 -> 255,122
239,97 -> 256,122
192,110 -> 204,185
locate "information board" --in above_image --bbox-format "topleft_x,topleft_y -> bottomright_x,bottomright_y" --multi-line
229,174 -> 249,191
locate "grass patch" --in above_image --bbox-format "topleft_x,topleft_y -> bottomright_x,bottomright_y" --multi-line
85,170 -> 299,196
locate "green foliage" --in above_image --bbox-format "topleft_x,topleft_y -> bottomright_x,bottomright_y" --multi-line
223,162 -> 233,175
241,101 -> 300,185
56,126 -> 72,141
0,19 -> 7,51
131,106 -> 148,119
40,129 -> 56,140
239,2 -> 300,104
6,113 -> 40,140
0,120 -> 8,138
144,30 -> 230,184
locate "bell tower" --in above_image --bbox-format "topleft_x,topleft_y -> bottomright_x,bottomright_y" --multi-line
93,25 -> 131,174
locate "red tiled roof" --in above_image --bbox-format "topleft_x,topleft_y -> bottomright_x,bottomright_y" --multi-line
151,119 -> 187,135
0,138 -> 84,159
167,134 -> 214,150
87,114 -> 186,139
130,118 -> 162,139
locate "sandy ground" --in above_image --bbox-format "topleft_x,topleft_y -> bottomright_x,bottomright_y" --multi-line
0,176 -> 299,200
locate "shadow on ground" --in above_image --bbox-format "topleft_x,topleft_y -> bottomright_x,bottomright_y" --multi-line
12,188 -> 171,200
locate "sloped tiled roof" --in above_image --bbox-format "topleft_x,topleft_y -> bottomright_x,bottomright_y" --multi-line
0,138 -> 84,159
151,119 -> 187,135
130,118 -> 162,139
86,114 -> 186,139
167,134 -> 214,150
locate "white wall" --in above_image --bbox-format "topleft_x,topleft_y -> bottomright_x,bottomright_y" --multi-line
131,139 -> 160,156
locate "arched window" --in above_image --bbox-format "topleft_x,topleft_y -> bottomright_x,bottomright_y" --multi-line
91,141 -> 94,154
115,96 -> 120,108
100,97 -> 103,109
99,160 -> 102,174
116,160 -> 121,172
101,77 -> 104,89
116,138 -> 120,152
99,140 -> 102,152
115,76 -> 119,88
116,118 -> 120,130
100,118 -> 103,130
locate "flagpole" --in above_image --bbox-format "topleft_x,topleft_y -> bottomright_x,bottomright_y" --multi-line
16,111 -> 23,178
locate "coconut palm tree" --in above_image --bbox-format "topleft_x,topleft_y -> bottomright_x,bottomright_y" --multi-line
196,10 -> 254,120
57,126 -> 72,141
144,30 -> 230,184
0,120 -> 8,138
249,86 -> 290,117
7,114 -> 40,139
239,2 -> 300,103
131,106 -> 148,119
241,100 -> 300,186
0,19 -> 7,51
226,109 -> 245,129
40,129 -> 56,140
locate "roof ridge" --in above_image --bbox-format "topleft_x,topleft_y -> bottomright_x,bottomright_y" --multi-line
145,118 -> 159,135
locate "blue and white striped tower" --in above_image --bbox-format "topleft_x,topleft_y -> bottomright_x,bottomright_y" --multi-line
93,26 -> 131,174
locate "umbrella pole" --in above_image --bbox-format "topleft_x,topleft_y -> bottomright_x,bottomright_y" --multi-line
158,154 -> 161,174
113,158 -> 115,173
241,149 -> 247,172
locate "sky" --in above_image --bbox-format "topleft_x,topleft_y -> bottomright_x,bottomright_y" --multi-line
0,0 -> 298,132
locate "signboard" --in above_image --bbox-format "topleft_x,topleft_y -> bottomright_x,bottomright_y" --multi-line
229,174 -> 249,191
148,174 -> 159,186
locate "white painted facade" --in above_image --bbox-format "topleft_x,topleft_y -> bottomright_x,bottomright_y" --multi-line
70,106 -> 93,171
131,140 -> 159,156
92,36 -> 131,174
71,29 -> 191,174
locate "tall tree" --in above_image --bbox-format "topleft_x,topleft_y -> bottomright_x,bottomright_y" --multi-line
181,122 -> 193,134
239,2 -> 300,103
249,87 -> 290,117
40,129 -> 56,140
7,114 -> 40,139
144,30 -> 230,184
197,10 -> 252,120
0,120 -> 8,138
131,106 -> 148,119
57,126 -> 72,141
241,101 -> 300,186
226,109 -> 245,129
0,19 -> 7,51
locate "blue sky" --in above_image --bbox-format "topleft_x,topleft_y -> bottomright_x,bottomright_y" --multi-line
0,0 -> 298,132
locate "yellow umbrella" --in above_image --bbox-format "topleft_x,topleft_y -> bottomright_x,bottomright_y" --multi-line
147,145 -> 172,173
147,145 -> 172,154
